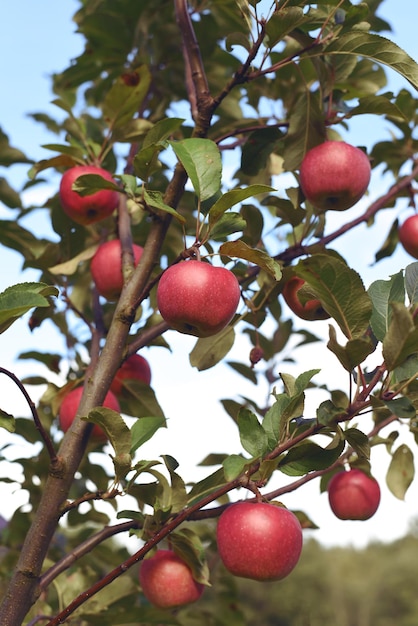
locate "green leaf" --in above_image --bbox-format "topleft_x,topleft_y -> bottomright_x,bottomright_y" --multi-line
49,244 -> 98,275
283,91 -> 325,171
368,271 -> 405,342
279,437 -> 345,476
117,379 -> 165,420
72,173 -> 121,196
170,138 -> 222,201
222,454 -> 251,481
85,407 -> 132,480
386,444 -> 415,500
327,326 -> 377,371
405,262 -> 418,306
349,94 -> 409,122
219,239 -> 282,280
102,65 -> 151,128
187,468 -> 228,506
237,408 -> 268,458
133,117 -> 185,181
208,212 -> 247,240
170,528 -> 211,586
344,428 -> 370,459
130,416 -> 167,455
294,254 -> 372,339
0,411 -> 15,433
383,302 -> 418,371
324,32 -> 418,91
0,283 -> 58,335
143,188 -> 186,223
384,397 -> 416,419
265,6 -> 308,48
189,327 -> 235,371
0,128 -> 31,166
0,177 -> 22,208
208,185 -> 274,231
240,127 -> 283,176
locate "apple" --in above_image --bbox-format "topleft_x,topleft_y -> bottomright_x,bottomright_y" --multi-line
327,468 -> 381,520
282,276 -> 330,321
216,501 -> 303,581
58,386 -> 120,443
110,353 -> 152,396
156,260 -> 241,337
59,165 -> 119,225
139,549 -> 204,609
299,141 -> 371,212
90,239 -> 144,300
398,214 -> 418,259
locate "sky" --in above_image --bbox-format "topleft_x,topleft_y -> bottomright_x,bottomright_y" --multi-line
0,1 -> 418,550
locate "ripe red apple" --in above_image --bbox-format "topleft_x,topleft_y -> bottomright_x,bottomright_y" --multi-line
90,239 -> 144,300
58,386 -> 120,443
139,549 -> 204,609
282,276 -> 330,321
398,214 -> 418,258
156,260 -> 241,337
299,141 -> 371,212
110,353 -> 152,396
59,165 -> 119,225
328,468 -> 381,521
216,501 -> 303,581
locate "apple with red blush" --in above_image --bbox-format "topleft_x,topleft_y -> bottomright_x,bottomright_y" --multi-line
156,260 -> 241,337
299,141 -> 371,212
58,386 -> 120,443
282,275 -> 330,321
90,239 -> 143,300
216,501 -> 303,581
398,214 -> 418,259
327,468 -> 381,520
110,353 -> 151,396
139,549 -> 204,609
59,165 -> 119,225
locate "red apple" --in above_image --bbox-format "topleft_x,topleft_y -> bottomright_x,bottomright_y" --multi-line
90,239 -> 144,300
299,141 -> 371,212
58,386 -> 120,443
282,276 -> 330,321
399,214 -> 418,258
216,501 -> 303,581
110,353 -> 152,396
59,165 -> 119,225
328,468 -> 381,520
156,260 -> 241,337
139,549 -> 204,609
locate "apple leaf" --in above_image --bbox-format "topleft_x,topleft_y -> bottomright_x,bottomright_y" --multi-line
349,94 -> 409,122
49,244 -> 98,276
162,455 -> 188,513
72,173 -> 121,196
294,254 -> 372,339
186,468 -> 228,506
102,65 -> 151,128
28,154 -> 79,178
170,528 -> 211,586
133,117 -> 185,182
143,188 -> 186,224
323,32 -> 418,91
264,6 -> 308,48
207,184 -> 274,231
344,428 -> 370,460
405,262 -> 418,306
368,270 -> 405,342
386,444 -> 415,500
170,138 -> 222,201
130,416 -> 167,455
383,302 -> 418,371
0,128 -> 31,166
116,379 -> 165,419
0,177 -> 22,209
219,240 -> 282,280
278,437 -> 345,476
222,454 -> 252,481
0,282 -> 58,335
189,327 -> 235,371
327,326 -> 377,372
0,410 -> 15,434
238,408 -> 269,458
85,407 -> 132,481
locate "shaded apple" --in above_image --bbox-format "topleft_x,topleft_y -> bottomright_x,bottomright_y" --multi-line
90,239 -> 144,300
58,386 -> 120,443
282,276 -> 330,321
398,214 -> 418,259
110,353 -> 151,396
216,501 -> 303,581
328,468 -> 381,520
139,549 -> 204,609
59,165 -> 119,225
299,141 -> 371,212
156,260 -> 241,337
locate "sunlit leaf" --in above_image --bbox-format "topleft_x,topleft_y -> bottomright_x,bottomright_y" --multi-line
170,138 -> 222,201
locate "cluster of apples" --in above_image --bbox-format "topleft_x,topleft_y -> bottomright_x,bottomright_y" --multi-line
139,501 -> 303,609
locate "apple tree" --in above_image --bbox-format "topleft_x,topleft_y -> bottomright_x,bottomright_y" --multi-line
0,0 -> 418,624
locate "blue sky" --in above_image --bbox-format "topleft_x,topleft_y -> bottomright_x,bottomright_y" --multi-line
0,1 -> 418,548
